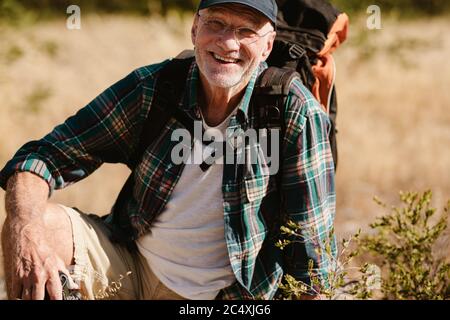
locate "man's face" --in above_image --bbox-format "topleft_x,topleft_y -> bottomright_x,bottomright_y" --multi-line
191,5 -> 276,89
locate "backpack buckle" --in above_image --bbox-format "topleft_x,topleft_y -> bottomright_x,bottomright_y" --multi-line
267,106 -> 281,121
265,106 -> 282,129
288,44 -> 306,60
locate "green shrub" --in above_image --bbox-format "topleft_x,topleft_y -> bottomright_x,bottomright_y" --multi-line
358,191 -> 449,300
277,190 -> 449,300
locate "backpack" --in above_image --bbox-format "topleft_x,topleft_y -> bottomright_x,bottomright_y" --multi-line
267,0 -> 349,169
109,0 -> 348,243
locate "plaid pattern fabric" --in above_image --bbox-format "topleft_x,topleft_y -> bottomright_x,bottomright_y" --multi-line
0,59 -> 336,300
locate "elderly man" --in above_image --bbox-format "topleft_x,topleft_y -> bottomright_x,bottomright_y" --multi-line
0,0 -> 336,300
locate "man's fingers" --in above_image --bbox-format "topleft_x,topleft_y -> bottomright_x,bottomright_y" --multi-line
21,278 -> 32,300
31,281 -> 46,300
9,276 -> 22,300
45,271 -> 63,300
26,264 -> 47,300
21,287 -> 32,300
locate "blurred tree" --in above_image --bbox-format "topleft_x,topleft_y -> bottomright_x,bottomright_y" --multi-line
331,0 -> 450,15
1,0 -> 449,21
0,0 -> 199,16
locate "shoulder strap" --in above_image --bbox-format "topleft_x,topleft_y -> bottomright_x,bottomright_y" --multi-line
253,66 -> 300,133
252,66 -> 301,235
109,56 -> 193,246
252,66 -> 301,177
130,56 -> 194,167
255,66 -> 300,95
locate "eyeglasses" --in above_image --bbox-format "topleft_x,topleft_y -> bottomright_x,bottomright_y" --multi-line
197,13 -> 273,45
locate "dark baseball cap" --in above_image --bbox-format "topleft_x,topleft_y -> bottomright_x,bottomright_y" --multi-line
198,0 -> 278,24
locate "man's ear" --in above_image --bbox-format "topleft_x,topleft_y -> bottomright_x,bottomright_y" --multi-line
191,15 -> 199,45
261,31 -> 276,62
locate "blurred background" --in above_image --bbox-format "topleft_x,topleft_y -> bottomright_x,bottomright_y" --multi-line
0,0 -> 449,299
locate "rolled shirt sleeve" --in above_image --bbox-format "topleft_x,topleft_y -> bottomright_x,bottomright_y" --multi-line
0,65 -> 159,194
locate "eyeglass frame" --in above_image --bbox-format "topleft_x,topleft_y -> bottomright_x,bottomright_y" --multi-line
196,12 -> 274,45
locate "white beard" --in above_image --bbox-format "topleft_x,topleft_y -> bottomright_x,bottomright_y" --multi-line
194,47 -> 258,89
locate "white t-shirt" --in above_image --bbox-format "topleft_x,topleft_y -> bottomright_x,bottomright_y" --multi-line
137,108 -> 237,300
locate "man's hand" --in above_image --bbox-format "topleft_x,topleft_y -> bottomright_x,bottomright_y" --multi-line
2,216 -> 70,300
2,172 -> 75,300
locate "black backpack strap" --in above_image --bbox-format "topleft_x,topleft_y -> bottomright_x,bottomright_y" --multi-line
253,66 -> 300,133
252,66 -> 301,232
253,67 -> 309,294
109,56 -> 194,246
252,66 -> 300,173
131,56 -> 194,166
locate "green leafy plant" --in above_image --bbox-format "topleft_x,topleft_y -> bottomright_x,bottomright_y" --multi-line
276,225 -> 379,300
276,190 -> 449,300
358,190 -> 449,300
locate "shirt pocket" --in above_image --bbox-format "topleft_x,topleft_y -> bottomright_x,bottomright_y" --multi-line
242,141 -> 276,203
243,174 -> 273,203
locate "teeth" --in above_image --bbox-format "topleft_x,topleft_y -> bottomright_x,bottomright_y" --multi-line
213,53 -> 238,63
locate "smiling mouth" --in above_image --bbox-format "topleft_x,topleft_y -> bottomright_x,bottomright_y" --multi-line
211,52 -> 240,64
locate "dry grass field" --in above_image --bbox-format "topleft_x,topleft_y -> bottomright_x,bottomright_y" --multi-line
0,13 -> 449,299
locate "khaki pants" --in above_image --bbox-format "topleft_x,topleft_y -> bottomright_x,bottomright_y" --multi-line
62,205 -> 187,300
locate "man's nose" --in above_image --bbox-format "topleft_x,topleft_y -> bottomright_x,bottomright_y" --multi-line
216,29 -> 240,51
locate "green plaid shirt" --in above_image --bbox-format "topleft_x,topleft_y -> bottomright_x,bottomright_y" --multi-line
0,59 -> 336,300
